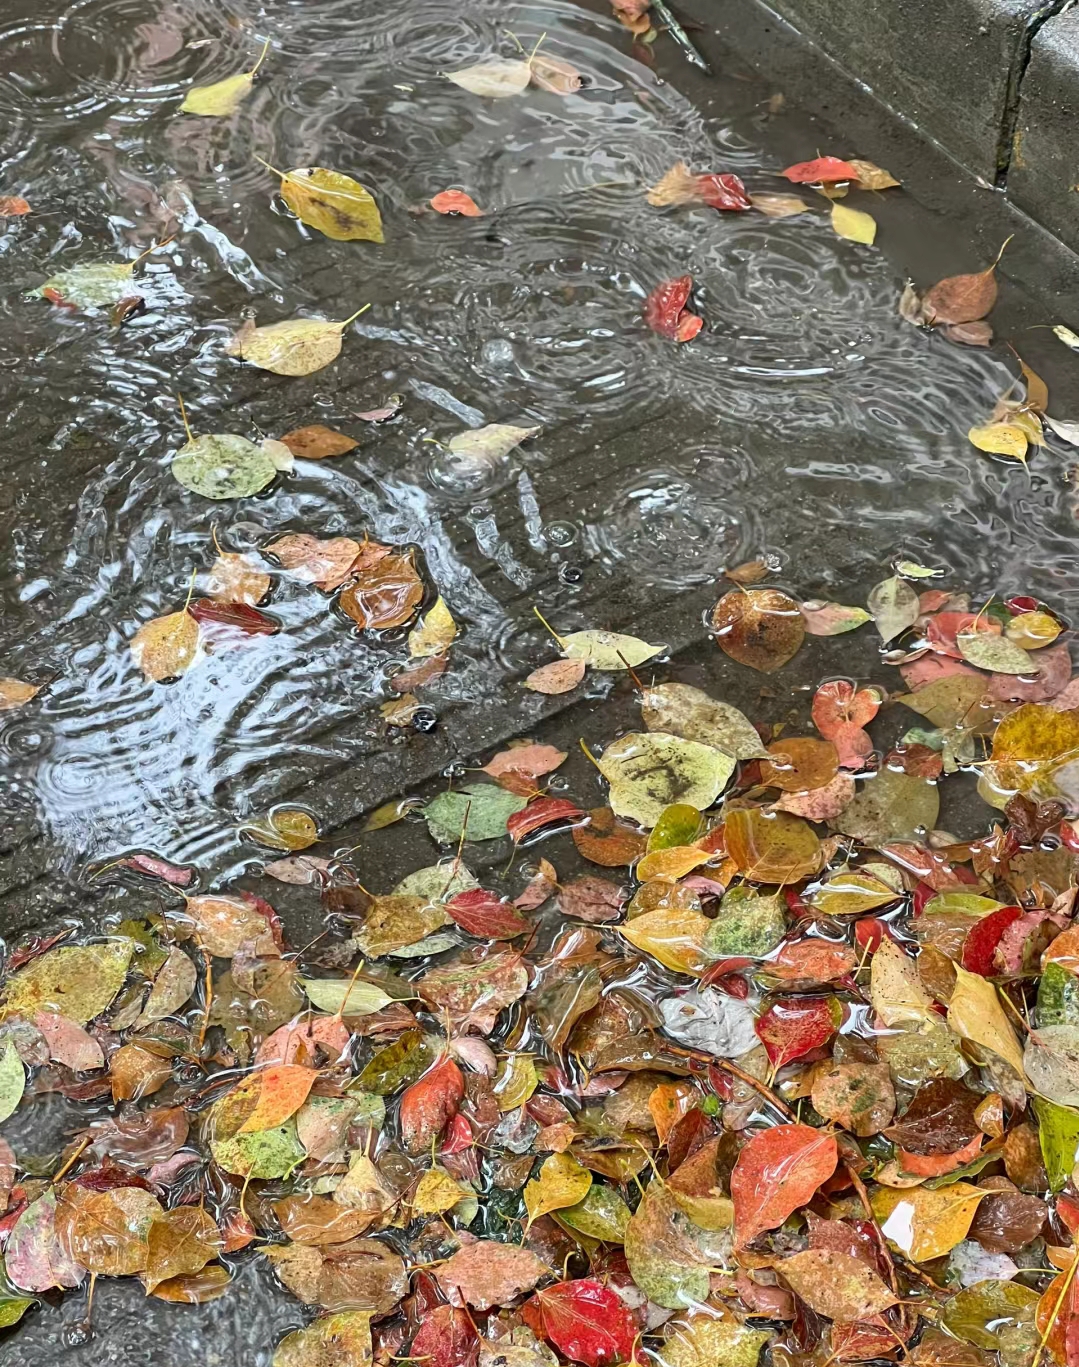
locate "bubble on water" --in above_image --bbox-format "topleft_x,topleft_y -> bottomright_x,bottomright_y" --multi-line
544,521 -> 577,548
481,338 -> 516,367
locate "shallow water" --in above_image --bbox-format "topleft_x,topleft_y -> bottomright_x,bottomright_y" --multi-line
1,0 -> 1077,1360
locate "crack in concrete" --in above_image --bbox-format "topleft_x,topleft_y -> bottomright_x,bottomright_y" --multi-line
996,0 -> 1073,186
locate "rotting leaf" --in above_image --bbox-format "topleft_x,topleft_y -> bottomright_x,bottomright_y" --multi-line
172,433 -> 277,500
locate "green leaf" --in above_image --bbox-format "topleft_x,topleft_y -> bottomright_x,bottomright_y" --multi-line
211,1119 -> 306,1178
942,1280 -> 1039,1349
0,1042 -> 25,1124
0,1295 -> 35,1329
1038,960 -> 1079,1028
36,262 -> 134,308
356,1031 -> 434,1095
171,434 -> 277,500
921,892 -> 1006,917
868,575 -> 919,642
1033,1095 -> 1079,1192
558,1184 -> 632,1242
832,768 -> 940,844
647,804 -> 704,851
448,423 -> 541,466
957,630 -> 1034,675
597,732 -> 735,828
703,889 -> 787,958
423,782 -> 527,843
300,979 -> 394,1015
3,939 -> 134,1024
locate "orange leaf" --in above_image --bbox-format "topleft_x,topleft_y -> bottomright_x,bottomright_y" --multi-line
431,190 -> 484,216
237,1064 -> 317,1132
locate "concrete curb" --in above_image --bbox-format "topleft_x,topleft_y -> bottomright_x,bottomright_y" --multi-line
679,0 -> 1079,256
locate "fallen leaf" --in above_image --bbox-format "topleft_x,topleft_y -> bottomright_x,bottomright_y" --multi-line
204,552 -> 271,605
227,311 -> 366,376
832,202 -> 877,244
408,596 -> 457,658
431,190 -> 484,216
437,1240 -> 547,1309
644,275 -> 702,342
0,678 -> 42,710
731,1124 -> 838,1247
279,425 -> 358,460
447,58 -> 533,98
969,423 -> 1029,462
181,39 -> 270,116
424,782 -> 527,843
6,1192 -> 84,1293
520,1280 -> 637,1366
655,1315 -> 770,1367
172,433 -> 277,500
750,192 -> 810,217
339,552 -> 424,629
0,196 -> 30,215
923,240 -> 1011,324
524,659 -> 586,693
448,422 -> 541,466
779,1247 -> 898,1319
659,986 -> 758,1056
800,600 -> 872,635
0,1042 -> 24,1122
869,575 -> 920,642
130,610 -> 199,682
55,1184 -> 163,1276
947,965 -> 1026,1079
266,163 -> 383,243
34,1012 -> 104,1071
524,1153 -> 593,1226
957,628 -> 1033,674
850,158 -> 901,189
834,769 -> 940,845
266,533 -> 366,592
712,587 -> 805,671
724,807 -> 823,883
782,156 -> 859,182
640,681 -> 766,758
273,1311 -> 373,1367
872,1183 -> 988,1261
553,626 -> 663,670
3,939 -> 133,1024
619,908 -> 712,975
597,731 -> 734,827
143,1206 -> 222,1292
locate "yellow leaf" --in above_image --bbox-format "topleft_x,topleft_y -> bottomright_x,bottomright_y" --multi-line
266,164 -> 384,243
809,870 -> 899,917
524,1152 -> 592,1226
493,1053 -> 538,1112
0,678 -> 41,710
226,309 -> 368,377
968,423 -> 1028,461
990,702 -> 1079,796
870,937 -> 936,1029
646,162 -> 700,207
947,964 -> 1026,1079
1006,611 -> 1060,650
871,1183 -> 988,1261
618,908 -> 713,975
849,158 -> 901,190
407,597 -> 457,659
597,732 -> 735,828
130,611 -> 199,682
180,39 -> 270,117
413,1167 -> 467,1215
635,846 -> 711,882
749,192 -> 810,218
831,202 -> 877,244
656,1314 -> 770,1367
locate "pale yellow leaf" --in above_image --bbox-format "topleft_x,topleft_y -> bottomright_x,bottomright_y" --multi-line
969,423 -> 1028,461
413,1167 -> 468,1215
226,312 -> 365,377
947,964 -> 1027,1079
831,202 -> 877,244
870,937 -> 936,1029
407,597 -> 457,659
524,1153 -> 592,1226
0,678 -> 42,710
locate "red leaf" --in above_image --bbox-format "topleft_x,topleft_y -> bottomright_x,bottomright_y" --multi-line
521,1279 -> 638,1367
755,997 -> 840,1070
959,905 -> 1023,975
399,1055 -> 464,1154
439,1112 -> 473,1156
118,852 -> 194,886
812,680 -> 879,768
782,157 -> 859,183
731,1123 -> 839,1248
644,275 -> 702,343
696,172 -> 751,211
412,1305 -> 480,1367
188,599 -> 278,649
854,918 -> 895,953
431,190 -> 484,217
445,888 -> 532,939
507,797 -> 584,842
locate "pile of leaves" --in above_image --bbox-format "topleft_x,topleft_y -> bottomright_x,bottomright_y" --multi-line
4,558 -> 1079,1367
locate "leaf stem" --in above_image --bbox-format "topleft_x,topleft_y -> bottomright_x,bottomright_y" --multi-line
254,153 -> 287,180
130,234 -> 177,269
1032,1255 -> 1079,1367
532,604 -> 567,648
340,303 -> 372,328
176,392 -> 194,443
248,35 -> 272,77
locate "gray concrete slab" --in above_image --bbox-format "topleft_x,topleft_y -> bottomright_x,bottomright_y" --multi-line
1008,7 -> 1079,255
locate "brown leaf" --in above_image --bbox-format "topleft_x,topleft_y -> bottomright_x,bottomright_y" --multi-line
130,610 -> 199,681
571,807 -> 648,867
143,1206 -> 222,1292
524,658 -> 586,694
0,678 -> 42,710
150,1263 -> 232,1303
267,533 -> 367,593
922,238 -> 1011,325
274,1194 -> 378,1245
530,53 -> 584,94
265,1236 -> 408,1313
339,552 -> 424,629
779,1247 -> 897,1319
279,425 -> 358,460
712,587 -> 805,672
204,552 -> 271,606
436,1240 -> 548,1309
0,196 -> 30,215
109,1043 -> 172,1102
55,1184 -> 163,1276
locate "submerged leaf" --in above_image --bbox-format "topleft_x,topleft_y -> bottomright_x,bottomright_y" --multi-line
597,732 -> 734,827
831,202 -> 877,244
448,423 -> 541,466
181,41 -> 270,116
447,58 -> 532,98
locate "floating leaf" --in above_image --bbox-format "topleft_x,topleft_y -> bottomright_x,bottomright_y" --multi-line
3,939 -> 133,1024
957,628 -> 1034,674
834,768 -> 940,844
811,1060 -> 896,1136
437,1241 -> 547,1310
227,312 -> 366,377
947,965 -> 1026,1079
448,423 -> 541,466
756,996 -> 840,1070
0,678 -> 42,710
969,423 -> 1028,461
800,600 -> 872,635
181,40 -> 270,116
779,1248 -> 897,1319
36,261 -> 140,308
521,1280 -> 637,1367
0,195 -> 30,215
424,781 -> 527,843
447,58 -> 532,98
130,610 -> 199,682
339,551 -> 424,630
0,1042 -> 24,1123
413,1167 -> 469,1216
172,433 -> 277,500
655,1315 -> 770,1367
266,533 -> 365,592
559,1186 -> 632,1242
703,888 -> 787,957
923,240 -> 1010,324
872,1183 -> 987,1261
941,1280 -> 1039,1351
55,1184 -> 163,1276
408,597 -> 457,658
530,52 -> 584,93
644,276 -> 702,342
850,158 -> 901,189
640,681 -> 766,759
273,1311 -> 373,1367
524,1153 -> 593,1226
620,908 -> 712,975
524,659 -> 586,693
782,156 -> 859,182
400,1055 -> 464,1153
6,1192 -> 84,1293
832,202 -> 877,244
810,869 -> 899,917
596,732 -> 734,827
279,425 -> 358,460
554,628 -> 663,670
712,587 -> 805,671
869,575 -> 920,642
731,1124 -> 838,1247
269,165 -> 384,243
749,192 -> 810,217
143,1207 -> 222,1293
431,190 -> 484,216
234,1064 -> 317,1133
205,552 -> 271,605
761,737 -> 839,792
211,1119 -> 306,1178
572,807 -> 647,866
1032,1096 -> 1079,1191
136,946 -> 196,1024
724,807 -> 822,883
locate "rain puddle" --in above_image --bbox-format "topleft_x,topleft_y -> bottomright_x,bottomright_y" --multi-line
0,0 -> 1076,1362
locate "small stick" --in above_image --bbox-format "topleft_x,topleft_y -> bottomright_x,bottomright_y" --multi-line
52,1135 -> 90,1185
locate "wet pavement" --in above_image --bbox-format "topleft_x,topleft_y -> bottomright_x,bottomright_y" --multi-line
1,1 -> 1079,1356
